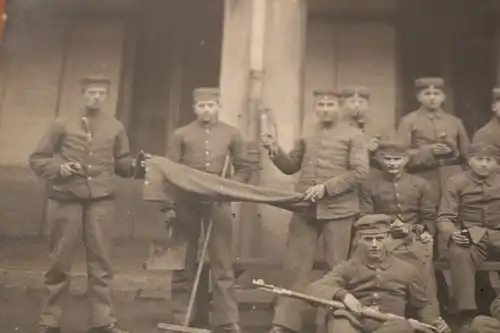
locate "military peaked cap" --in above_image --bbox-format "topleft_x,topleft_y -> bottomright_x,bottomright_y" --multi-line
339,86 -> 370,100
193,87 -> 220,103
377,141 -> 409,156
467,143 -> 497,158
414,77 -> 445,92
355,214 -> 392,235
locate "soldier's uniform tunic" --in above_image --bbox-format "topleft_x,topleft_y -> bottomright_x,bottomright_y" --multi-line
470,296 -> 500,333
437,170 -> 500,312
29,112 -> 135,328
359,171 -> 439,314
396,107 -> 470,203
270,121 -> 369,332
306,247 -> 439,332
166,119 -> 251,327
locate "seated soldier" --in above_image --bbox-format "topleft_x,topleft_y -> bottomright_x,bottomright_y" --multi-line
469,295 -> 500,333
437,143 -> 500,332
358,141 -> 439,315
305,214 -> 450,333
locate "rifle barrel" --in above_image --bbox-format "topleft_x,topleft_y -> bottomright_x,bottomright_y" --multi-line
253,280 -> 437,332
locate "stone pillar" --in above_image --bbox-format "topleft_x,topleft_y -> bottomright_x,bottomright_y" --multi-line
219,0 -> 253,258
258,0 -> 307,258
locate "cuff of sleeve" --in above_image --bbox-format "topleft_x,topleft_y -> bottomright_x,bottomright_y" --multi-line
333,289 -> 349,302
438,221 -> 456,241
324,180 -> 339,197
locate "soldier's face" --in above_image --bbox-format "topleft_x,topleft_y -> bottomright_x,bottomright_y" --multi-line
492,101 -> 500,118
195,100 -> 220,123
341,96 -> 369,119
380,154 -> 409,175
83,85 -> 109,110
314,99 -> 340,123
469,156 -> 497,177
358,233 -> 388,260
417,87 -> 445,109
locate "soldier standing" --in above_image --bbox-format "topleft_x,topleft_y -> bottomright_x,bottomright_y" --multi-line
472,87 -> 500,162
29,77 -> 136,333
437,143 -> 500,332
163,87 -> 250,333
305,214 -> 450,333
339,86 -> 388,169
358,141 -> 439,316
262,89 -> 369,333
396,77 -> 470,203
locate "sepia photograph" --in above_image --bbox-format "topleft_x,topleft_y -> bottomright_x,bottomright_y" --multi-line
0,1 -> 500,333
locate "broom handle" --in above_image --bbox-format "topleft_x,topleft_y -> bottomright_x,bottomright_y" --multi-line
183,155 -> 231,326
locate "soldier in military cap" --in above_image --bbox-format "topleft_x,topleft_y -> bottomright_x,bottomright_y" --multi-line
396,77 -> 470,204
262,89 -> 369,333
339,85 -> 389,169
358,141 -> 439,314
472,87 -> 500,163
162,87 -> 251,333
30,76 -> 138,333
305,214 -> 450,333
437,143 -> 500,332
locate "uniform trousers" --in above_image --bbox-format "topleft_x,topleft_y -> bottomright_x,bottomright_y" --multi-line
413,164 -> 463,259
448,230 -> 500,311
273,214 -> 356,332
469,315 -> 500,333
171,201 -> 237,327
39,199 -> 116,328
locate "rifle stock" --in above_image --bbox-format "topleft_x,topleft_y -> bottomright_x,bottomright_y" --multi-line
252,279 -> 438,333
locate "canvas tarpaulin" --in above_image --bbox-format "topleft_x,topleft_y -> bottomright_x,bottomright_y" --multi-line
142,157 -> 313,216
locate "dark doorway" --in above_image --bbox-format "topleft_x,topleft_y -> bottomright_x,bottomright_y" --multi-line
127,0 -> 224,155
398,0 -> 497,136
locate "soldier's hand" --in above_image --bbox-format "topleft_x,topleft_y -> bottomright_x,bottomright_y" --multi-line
366,137 -> 380,152
261,135 -> 278,155
390,219 -> 409,238
451,230 -> 470,247
419,231 -> 434,244
163,209 -> 177,229
304,184 -> 326,202
59,162 -> 81,178
343,293 -> 362,314
141,152 -> 153,168
432,317 -> 451,333
432,143 -> 452,156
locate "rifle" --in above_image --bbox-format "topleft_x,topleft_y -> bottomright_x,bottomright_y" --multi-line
252,279 -> 439,333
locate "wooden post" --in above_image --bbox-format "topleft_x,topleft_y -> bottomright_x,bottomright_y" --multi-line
219,0 -> 253,260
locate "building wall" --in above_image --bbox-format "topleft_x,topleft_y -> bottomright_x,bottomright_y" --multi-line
0,4 -> 130,237
303,18 -> 397,137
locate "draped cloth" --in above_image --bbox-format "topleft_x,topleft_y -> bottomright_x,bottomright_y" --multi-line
142,157 -> 313,216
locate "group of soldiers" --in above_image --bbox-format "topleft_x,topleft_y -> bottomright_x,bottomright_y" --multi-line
28,74 -> 500,333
